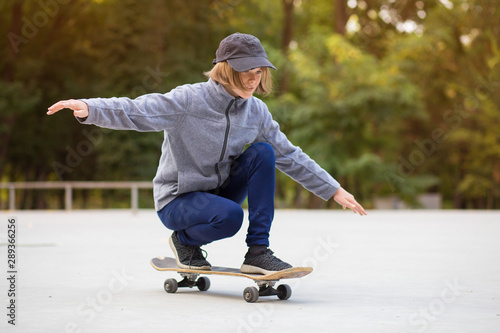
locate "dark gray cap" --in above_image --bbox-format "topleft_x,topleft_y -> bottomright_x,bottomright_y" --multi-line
212,33 -> 277,72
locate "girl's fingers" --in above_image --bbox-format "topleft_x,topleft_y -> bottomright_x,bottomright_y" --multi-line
47,100 -> 88,118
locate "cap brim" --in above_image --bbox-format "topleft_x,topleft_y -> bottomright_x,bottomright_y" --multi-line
227,57 -> 277,72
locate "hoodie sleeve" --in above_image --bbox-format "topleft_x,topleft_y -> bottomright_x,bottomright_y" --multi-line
257,106 -> 340,201
77,85 -> 190,132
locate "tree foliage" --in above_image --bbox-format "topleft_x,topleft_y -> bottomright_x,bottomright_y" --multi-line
0,0 -> 498,209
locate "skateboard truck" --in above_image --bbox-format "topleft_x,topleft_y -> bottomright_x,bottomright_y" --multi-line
243,280 -> 292,303
164,273 -> 211,293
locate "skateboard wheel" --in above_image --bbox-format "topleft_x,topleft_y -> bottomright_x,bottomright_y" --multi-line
243,287 -> 259,303
164,278 -> 178,293
196,277 -> 211,291
277,284 -> 292,300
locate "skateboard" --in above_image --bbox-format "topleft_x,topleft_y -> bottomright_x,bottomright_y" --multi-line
150,257 -> 313,303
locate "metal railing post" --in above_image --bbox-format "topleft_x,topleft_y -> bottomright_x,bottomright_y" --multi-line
65,184 -> 72,211
131,185 -> 138,214
9,185 -> 15,211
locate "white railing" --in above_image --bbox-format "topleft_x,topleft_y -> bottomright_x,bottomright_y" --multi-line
0,182 -> 153,213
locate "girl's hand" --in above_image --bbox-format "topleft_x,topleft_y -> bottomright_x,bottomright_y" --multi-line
333,187 -> 367,215
47,99 -> 89,118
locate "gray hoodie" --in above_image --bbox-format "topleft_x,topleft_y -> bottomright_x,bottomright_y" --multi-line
80,79 -> 340,210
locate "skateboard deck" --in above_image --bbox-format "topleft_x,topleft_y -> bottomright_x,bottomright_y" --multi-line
151,256 -> 313,302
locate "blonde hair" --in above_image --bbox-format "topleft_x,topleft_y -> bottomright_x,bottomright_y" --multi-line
204,62 -> 273,96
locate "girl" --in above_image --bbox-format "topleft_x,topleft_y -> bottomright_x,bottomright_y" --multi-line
48,33 -> 366,274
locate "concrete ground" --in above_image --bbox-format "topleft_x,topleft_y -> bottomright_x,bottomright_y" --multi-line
0,209 -> 499,333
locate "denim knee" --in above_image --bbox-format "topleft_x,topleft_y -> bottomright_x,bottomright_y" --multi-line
248,142 -> 275,164
214,203 -> 244,238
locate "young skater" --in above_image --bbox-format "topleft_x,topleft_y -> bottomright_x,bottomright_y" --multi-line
48,33 -> 366,274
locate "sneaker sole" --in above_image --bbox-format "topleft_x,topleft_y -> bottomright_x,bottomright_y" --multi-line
169,235 -> 211,271
240,264 -> 278,275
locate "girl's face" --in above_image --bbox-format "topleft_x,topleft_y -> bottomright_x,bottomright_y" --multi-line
232,67 -> 262,99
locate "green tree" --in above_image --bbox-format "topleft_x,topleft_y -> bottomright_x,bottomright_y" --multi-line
1,0 -> 499,209
385,0 -> 500,208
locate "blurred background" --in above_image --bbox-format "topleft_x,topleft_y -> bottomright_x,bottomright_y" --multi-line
0,0 -> 499,210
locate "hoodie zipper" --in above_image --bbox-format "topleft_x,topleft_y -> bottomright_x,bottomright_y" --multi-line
215,98 -> 237,188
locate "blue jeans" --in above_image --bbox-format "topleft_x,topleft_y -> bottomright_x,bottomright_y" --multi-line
157,142 -> 275,247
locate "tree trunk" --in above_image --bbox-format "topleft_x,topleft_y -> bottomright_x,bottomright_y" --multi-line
294,183 -> 304,208
334,0 -> 348,35
279,0 -> 294,94
282,0 -> 293,51
5,0 -> 23,81
307,192 -> 325,209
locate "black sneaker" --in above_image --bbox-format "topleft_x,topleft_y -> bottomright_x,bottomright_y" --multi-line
240,248 -> 293,275
169,231 -> 211,270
